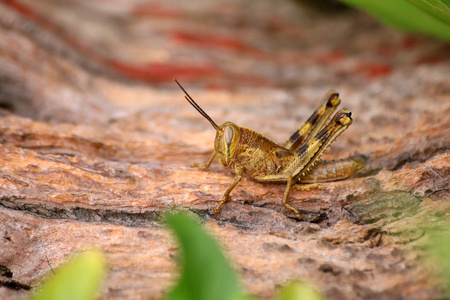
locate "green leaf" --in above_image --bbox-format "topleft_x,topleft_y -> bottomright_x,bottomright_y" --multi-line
277,282 -> 323,300
340,0 -> 450,42
31,250 -> 107,300
165,212 -> 243,300
406,0 -> 450,27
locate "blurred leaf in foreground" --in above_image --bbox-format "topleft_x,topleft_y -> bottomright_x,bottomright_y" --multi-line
31,249 -> 107,300
277,281 -> 323,300
165,212 -> 248,300
424,228 -> 450,297
340,0 -> 450,42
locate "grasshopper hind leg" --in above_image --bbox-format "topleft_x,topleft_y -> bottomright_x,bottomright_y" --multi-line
284,90 -> 340,152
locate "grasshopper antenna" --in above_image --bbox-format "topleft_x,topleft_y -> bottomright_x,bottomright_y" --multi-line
175,79 -> 220,130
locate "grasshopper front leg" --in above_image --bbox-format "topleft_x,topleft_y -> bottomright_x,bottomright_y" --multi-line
192,152 -> 216,169
192,151 -> 244,214
213,166 -> 244,214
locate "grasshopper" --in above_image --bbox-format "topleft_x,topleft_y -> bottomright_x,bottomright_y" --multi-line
176,80 -> 364,219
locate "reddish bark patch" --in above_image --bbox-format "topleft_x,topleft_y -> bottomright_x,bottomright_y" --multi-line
171,30 -> 265,57
107,60 -> 220,83
314,50 -> 346,64
132,3 -> 183,18
351,62 -> 393,79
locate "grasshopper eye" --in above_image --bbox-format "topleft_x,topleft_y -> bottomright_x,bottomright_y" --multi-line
224,125 -> 234,148
218,123 -> 240,162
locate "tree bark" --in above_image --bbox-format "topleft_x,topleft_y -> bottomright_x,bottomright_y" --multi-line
0,1 -> 449,299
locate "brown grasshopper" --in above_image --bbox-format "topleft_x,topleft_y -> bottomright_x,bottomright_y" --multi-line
176,80 -> 364,219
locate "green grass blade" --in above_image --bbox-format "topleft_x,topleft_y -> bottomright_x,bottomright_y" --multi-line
165,212 -> 243,300
31,250 -> 107,300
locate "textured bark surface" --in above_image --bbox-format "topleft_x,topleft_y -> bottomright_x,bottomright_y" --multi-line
0,0 -> 449,299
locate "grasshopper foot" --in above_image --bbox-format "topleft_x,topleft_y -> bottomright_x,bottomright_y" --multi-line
283,178 -> 303,220
213,197 -> 227,214
295,183 -> 324,191
282,202 -> 303,220
192,162 -> 208,169
292,209 -> 303,220
192,152 -> 215,169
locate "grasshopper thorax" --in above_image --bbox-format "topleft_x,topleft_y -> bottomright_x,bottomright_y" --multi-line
215,122 -> 241,167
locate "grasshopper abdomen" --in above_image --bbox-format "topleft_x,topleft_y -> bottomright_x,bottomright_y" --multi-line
300,159 -> 365,183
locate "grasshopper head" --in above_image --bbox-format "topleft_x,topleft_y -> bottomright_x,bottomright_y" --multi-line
175,80 -> 241,168
215,122 -> 241,167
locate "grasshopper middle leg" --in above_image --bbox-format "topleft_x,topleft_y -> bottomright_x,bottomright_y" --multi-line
213,166 -> 244,214
282,177 -> 302,219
